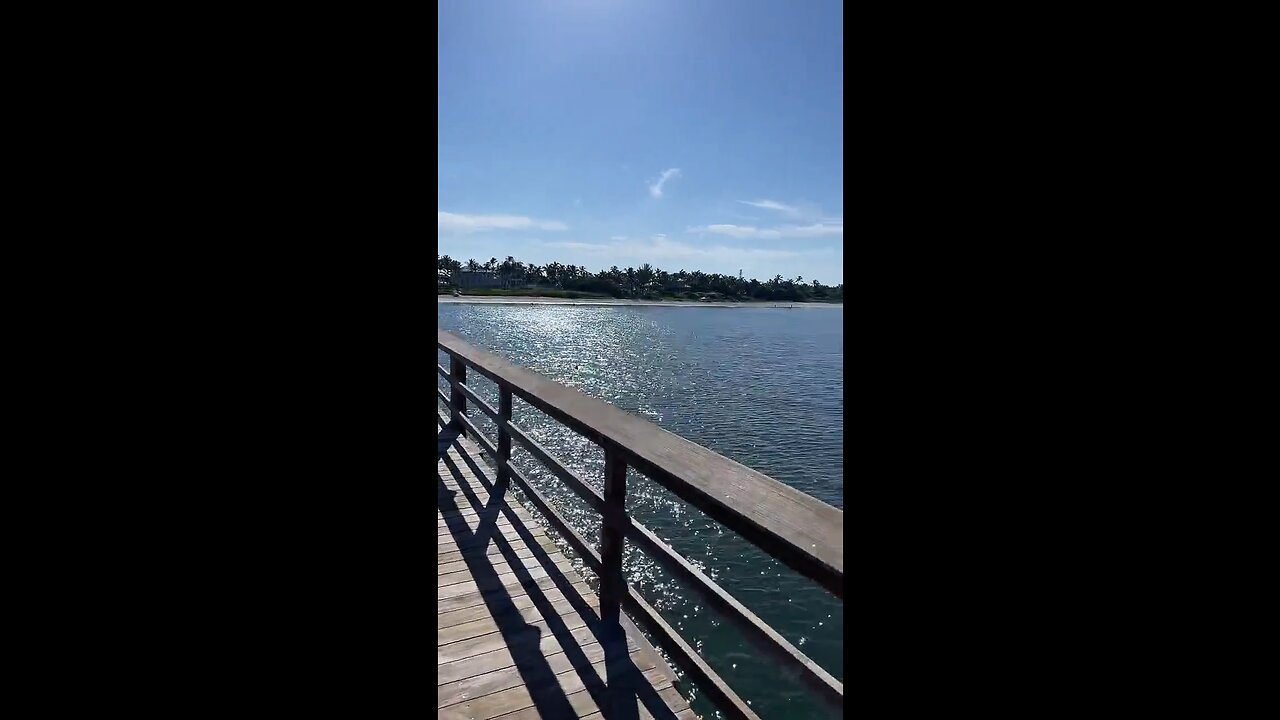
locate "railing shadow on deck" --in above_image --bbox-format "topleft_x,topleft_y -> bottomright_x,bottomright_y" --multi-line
438,432 -> 677,720
450,443 -> 675,720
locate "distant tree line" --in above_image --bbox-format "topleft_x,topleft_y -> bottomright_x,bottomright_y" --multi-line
437,254 -> 843,302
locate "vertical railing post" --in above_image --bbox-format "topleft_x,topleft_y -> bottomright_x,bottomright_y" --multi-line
449,355 -> 466,436
497,387 -> 512,484
600,445 -> 628,626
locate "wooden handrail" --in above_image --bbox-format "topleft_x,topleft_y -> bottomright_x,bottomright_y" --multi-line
437,329 -> 844,717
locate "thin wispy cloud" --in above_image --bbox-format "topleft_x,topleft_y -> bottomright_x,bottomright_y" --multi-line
738,199 -> 800,216
688,222 -> 843,240
542,241 -> 606,251
438,211 -> 568,233
648,168 -> 682,199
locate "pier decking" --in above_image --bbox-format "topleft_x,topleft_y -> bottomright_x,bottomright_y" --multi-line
439,432 -> 693,719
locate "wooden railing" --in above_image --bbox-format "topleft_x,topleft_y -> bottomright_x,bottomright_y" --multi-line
436,330 -> 843,720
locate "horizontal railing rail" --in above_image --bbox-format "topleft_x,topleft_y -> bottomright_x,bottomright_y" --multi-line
436,330 -> 843,719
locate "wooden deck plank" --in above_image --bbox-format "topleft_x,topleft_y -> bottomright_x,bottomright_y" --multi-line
438,524 -> 561,556
438,587 -> 590,630
439,613 -> 597,665
440,502 -> 538,521
496,685 -> 692,720
439,597 -> 594,648
440,622 -> 619,681
440,665 -> 671,720
438,562 -> 584,601
439,432 -> 688,720
437,610 -> 641,685
438,586 -> 593,628
439,513 -> 537,533
438,645 -> 656,708
438,551 -> 579,580
438,557 -> 579,589
439,574 -> 590,614
440,545 -> 560,573
438,543 -> 548,568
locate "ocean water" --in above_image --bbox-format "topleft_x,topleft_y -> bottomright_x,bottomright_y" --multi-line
437,303 -> 844,719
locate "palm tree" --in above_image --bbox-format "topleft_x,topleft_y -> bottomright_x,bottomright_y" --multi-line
690,270 -> 706,293
485,257 -> 498,271
467,259 -> 480,271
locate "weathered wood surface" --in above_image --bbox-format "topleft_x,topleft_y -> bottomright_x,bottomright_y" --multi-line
438,329 -> 843,598
438,431 -> 691,720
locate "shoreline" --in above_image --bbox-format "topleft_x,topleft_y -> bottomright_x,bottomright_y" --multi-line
438,295 -> 842,308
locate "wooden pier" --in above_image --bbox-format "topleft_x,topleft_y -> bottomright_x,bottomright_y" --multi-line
438,330 -> 844,719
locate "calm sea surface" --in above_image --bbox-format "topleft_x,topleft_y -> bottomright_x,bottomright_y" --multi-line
438,303 -> 843,719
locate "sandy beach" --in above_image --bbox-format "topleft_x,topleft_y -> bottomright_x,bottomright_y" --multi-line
438,295 -> 841,308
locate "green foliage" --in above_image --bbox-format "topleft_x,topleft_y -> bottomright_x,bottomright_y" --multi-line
444,288 -> 614,300
437,253 -> 843,303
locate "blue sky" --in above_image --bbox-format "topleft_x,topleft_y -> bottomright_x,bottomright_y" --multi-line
438,0 -> 843,285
